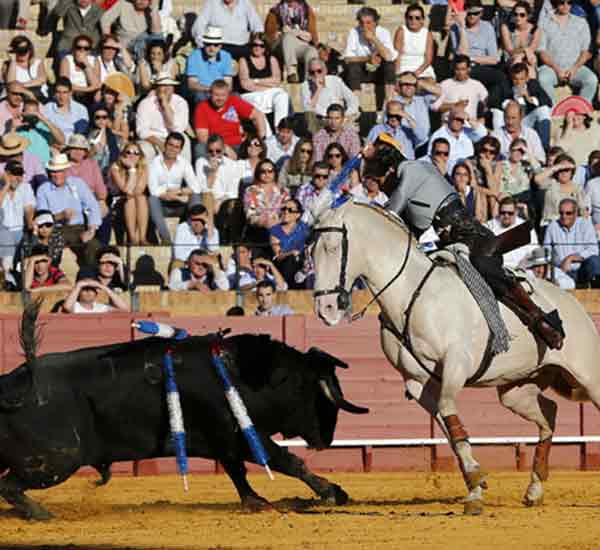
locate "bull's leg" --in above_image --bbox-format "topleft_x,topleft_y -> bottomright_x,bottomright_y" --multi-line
220,459 -> 274,512
497,381 -> 556,507
260,439 -> 348,505
438,347 -> 485,515
0,472 -> 53,520
92,463 -> 112,487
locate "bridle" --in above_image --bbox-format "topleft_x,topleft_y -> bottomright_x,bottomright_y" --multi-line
311,222 -> 413,320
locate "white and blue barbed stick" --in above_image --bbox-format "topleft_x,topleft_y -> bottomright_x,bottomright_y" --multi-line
210,342 -> 274,481
132,321 -> 190,491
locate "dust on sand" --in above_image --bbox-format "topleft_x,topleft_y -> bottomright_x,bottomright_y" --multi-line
1,471 -> 599,550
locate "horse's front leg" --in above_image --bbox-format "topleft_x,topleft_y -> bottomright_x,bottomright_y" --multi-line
437,347 -> 486,516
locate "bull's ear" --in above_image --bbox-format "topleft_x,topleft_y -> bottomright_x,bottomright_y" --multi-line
307,347 -> 348,369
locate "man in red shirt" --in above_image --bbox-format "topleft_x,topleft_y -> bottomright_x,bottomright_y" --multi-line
194,79 -> 267,157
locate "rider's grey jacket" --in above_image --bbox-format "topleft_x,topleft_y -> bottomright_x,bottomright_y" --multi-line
386,161 -> 458,236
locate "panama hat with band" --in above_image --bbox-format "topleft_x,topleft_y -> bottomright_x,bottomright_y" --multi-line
0,133 -> 30,156
525,247 -> 551,269
202,25 -> 223,44
46,153 -> 71,172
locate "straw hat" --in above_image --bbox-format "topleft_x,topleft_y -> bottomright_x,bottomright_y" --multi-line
153,75 -> 180,87
0,133 -> 30,156
104,72 -> 135,99
65,133 -> 90,150
525,247 -> 551,269
202,25 -> 223,44
46,153 -> 71,172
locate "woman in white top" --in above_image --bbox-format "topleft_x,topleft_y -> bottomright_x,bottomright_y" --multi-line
137,40 -> 179,95
59,34 -> 101,105
97,34 -> 135,86
1,35 -> 48,100
393,4 -> 435,80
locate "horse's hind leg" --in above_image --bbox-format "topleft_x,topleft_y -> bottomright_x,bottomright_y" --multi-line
0,472 -> 53,520
497,381 -> 557,507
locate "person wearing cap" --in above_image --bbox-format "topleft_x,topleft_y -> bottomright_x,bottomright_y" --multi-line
148,132 -> 202,244
392,71 -> 441,153
0,160 -> 35,284
136,74 -> 191,162
168,247 -> 229,291
186,26 -> 234,103
63,274 -> 128,313
14,98 -> 66,167
449,0 -> 506,94
23,244 -> 71,293
64,134 -> 110,245
431,54 -> 487,124
100,0 -> 161,55
343,6 -> 397,111
544,197 -> 600,288
172,203 -> 220,267
264,0 -> 319,83
42,77 -> 89,141
524,246 -> 575,290
301,58 -> 359,134
364,133 -> 566,350
191,0 -> 264,60
538,0 -> 597,105
36,152 -> 102,268
488,62 -> 552,152
194,79 -> 267,156
366,100 -> 415,160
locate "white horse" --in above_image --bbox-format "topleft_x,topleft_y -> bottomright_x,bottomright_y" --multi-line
311,200 -> 600,514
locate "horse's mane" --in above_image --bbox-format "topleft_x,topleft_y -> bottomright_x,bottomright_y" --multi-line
349,201 -> 412,236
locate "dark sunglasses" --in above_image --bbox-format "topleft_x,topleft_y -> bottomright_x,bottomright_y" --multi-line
482,147 -> 497,154
514,11 -> 528,17
407,15 -> 423,20
76,44 -> 91,51
559,210 -> 575,215
452,117 -> 466,123
558,0 -> 572,4
499,210 -> 515,216
300,147 -> 313,154
467,10 -> 483,15
314,173 -> 329,179
510,148 -> 526,154
309,69 -> 324,75
95,114 -> 109,120
251,43 -> 266,48
260,167 -> 275,173
249,141 -> 262,147
190,217 -> 206,223
125,150 -> 140,156
34,258 -> 49,264
99,260 -> 118,267
102,45 -> 119,50
386,113 -> 403,121
434,150 -> 450,157
280,207 -> 299,214
38,222 -> 54,228
328,153 -> 342,158
208,148 -> 223,154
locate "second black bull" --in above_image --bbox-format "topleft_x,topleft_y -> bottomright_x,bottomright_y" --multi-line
0,309 -> 368,519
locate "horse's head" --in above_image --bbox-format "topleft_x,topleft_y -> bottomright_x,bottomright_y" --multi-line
311,202 -> 358,326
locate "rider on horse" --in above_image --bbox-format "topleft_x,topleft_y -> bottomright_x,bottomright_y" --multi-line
364,133 -> 565,350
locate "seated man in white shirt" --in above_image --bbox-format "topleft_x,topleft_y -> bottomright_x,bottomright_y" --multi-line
148,132 -> 202,244
168,247 -> 229,291
63,276 -> 129,314
524,246 -> 575,290
485,196 -> 538,269
265,117 -> 299,170
254,280 -> 294,316
172,204 -> 220,269
195,134 -> 245,213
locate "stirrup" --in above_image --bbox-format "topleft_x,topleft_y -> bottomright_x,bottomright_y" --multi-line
543,309 -> 566,338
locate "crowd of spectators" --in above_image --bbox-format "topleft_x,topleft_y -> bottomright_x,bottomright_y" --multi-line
2,0 -> 600,314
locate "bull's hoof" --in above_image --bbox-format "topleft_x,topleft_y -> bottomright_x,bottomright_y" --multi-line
463,499 -> 484,516
321,484 -> 349,505
523,494 -> 544,507
241,495 -> 274,513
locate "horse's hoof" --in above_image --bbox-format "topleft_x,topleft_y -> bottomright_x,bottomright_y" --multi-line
241,495 -> 275,513
322,484 -> 349,505
523,494 -> 544,507
463,499 -> 484,516
465,468 -> 488,491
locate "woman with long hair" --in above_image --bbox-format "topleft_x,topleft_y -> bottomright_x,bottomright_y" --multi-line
59,34 -> 101,105
2,35 -> 48,101
278,137 -> 314,195
108,142 -> 150,245
464,135 -> 502,222
451,161 -> 477,217
555,109 -> 600,167
238,134 -> 267,191
137,40 -> 179,94
97,34 -> 135,85
239,32 -> 290,132
500,1 -> 540,77
324,142 -> 359,187
88,102 -> 121,177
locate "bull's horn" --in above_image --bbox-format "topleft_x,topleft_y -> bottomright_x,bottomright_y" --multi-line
319,379 -> 369,415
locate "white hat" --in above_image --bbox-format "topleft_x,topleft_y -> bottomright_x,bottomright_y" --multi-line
153,75 -> 180,87
65,133 -> 90,150
34,212 -> 54,226
525,247 -> 551,269
46,153 -> 71,172
202,25 -> 223,44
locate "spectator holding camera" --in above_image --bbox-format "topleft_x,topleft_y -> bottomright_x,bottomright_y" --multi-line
63,276 -> 128,313
254,280 -> 294,316
2,36 -> 48,101
168,248 -> 229,291
23,244 -> 71,293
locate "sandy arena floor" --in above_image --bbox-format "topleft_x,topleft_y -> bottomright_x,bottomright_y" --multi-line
1,471 -> 600,550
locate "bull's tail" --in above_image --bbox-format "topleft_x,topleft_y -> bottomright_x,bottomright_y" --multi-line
20,297 -> 43,365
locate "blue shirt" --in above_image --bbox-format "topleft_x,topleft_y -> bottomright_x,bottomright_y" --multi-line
269,221 -> 310,253
186,48 -> 233,87
450,21 -> 498,60
41,100 -> 89,140
367,123 -> 415,160
543,217 -> 599,265
36,175 -> 102,228
394,94 -> 435,148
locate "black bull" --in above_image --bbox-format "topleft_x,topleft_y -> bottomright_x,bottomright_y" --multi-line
0,328 -> 368,520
